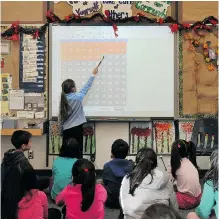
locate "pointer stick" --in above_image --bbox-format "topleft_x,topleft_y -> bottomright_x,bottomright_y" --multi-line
97,56 -> 105,68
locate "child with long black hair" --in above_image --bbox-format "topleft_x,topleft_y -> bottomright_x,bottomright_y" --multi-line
187,149 -> 218,219
120,148 -> 177,219
59,67 -> 99,158
170,140 -> 201,210
51,138 -> 80,200
18,168 -> 48,219
56,159 -> 107,219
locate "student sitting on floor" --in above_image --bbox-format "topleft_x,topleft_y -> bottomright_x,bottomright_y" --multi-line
51,138 -> 80,200
102,139 -> 133,208
56,158 -> 107,219
170,140 -> 201,209
1,130 -> 34,219
141,203 -> 182,219
120,148 -> 177,219
18,168 -> 48,219
187,150 -> 218,219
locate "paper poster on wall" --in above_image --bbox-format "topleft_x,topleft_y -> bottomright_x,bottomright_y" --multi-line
20,33 -> 45,93
24,93 -> 44,112
1,73 -> 12,115
153,121 -> 175,154
9,89 -> 24,110
49,120 -> 62,154
1,40 -> 11,55
135,1 -> 171,18
83,123 -> 96,157
179,121 -> 195,141
102,1 -> 133,19
67,1 -> 101,17
129,122 -> 152,155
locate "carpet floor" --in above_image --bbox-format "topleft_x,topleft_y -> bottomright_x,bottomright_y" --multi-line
48,195 -> 193,219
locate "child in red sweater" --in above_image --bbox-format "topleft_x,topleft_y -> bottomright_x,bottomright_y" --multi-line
56,158 -> 107,219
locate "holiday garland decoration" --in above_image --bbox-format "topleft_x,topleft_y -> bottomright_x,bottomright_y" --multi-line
1,9 -> 218,40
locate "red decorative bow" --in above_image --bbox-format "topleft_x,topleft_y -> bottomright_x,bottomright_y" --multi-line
9,34 -> 19,41
84,168 -> 89,172
158,18 -> 164,24
112,23 -> 118,37
33,29 -> 39,39
169,23 -> 179,33
105,10 -> 110,18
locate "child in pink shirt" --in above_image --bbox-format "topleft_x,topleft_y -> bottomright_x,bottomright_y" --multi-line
171,140 -> 201,209
18,169 -> 48,219
56,158 -> 107,219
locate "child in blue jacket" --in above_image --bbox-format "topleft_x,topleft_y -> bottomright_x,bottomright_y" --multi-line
102,139 -> 133,209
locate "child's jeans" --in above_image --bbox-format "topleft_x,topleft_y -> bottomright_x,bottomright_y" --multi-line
176,192 -> 202,209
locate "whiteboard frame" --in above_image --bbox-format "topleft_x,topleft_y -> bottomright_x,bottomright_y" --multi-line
49,23 -> 177,121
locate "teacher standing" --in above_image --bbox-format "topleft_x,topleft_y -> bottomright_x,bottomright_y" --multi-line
59,67 -> 99,158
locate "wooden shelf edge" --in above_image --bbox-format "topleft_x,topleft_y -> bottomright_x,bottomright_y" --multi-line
1,129 -> 43,136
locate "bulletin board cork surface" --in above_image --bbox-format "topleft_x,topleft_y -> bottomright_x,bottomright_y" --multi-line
1,25 -> 19,89
179,1 -> 218,23
53,1 -> 174,20
179,32 -> 218,118
1,1 -> 47,23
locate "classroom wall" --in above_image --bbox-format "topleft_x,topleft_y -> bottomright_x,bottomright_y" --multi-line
1,123 -> 210,170
1,1 -> 218,170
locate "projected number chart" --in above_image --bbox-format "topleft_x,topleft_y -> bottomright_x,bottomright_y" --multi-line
60,40 -> 127,107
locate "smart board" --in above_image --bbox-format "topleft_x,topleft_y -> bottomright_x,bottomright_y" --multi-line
50,25 -> 174,118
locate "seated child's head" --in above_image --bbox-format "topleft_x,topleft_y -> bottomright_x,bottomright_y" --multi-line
128,148 -> 157,196
11,130 -> 32,151
111,139 -> 129,159
48,208 -> 62,219
72,159 -> 96,212
171,139 -> 197,179
59,138 -> 80,159
141,204 -> 182,219
204,149 -> 218,190
21,168 -> 37,194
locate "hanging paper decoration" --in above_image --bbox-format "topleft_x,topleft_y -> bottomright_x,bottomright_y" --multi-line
67,1 -> 101,17
135,1 -> 171,18
102,1 -> 133,20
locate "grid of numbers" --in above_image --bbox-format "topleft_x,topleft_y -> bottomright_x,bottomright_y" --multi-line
60,40 -> 127,106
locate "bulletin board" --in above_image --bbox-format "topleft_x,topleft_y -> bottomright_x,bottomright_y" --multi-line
178,1 -> 218,23
1,24 -> 48,122
179,31 -> 218,118
1,1 -> 47,24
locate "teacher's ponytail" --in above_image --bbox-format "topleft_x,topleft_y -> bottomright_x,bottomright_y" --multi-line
60,92 -> 69,122
59,79 -> 75,122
